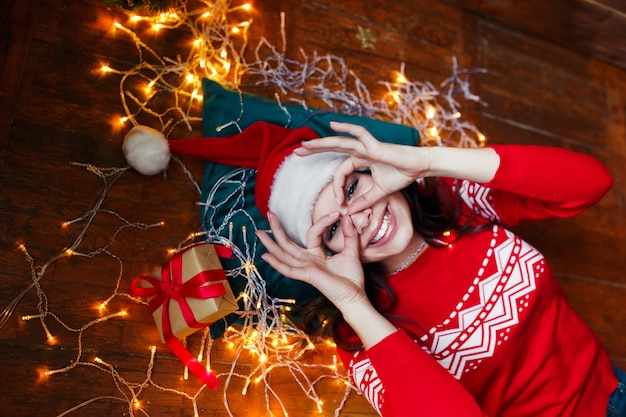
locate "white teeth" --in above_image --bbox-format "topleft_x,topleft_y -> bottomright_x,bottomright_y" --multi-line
371,211 -> 390,244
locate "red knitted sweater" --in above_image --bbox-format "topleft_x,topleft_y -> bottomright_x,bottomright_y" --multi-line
338,145 -> 617,417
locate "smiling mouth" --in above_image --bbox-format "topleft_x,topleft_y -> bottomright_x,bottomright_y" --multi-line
370,210 -> 390,245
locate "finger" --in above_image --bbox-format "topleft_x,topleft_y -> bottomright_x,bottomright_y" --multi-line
329,121 -> 379,146
332,158 -> 355,206
347,187 -> 386,215
266,211 -> 303,251
305,211 -> 340,250
258,212 -> 306,262
339,215 -> 360,259
256,229 -> 299,265
260,251 -> 310,283
295,136 -> 361,156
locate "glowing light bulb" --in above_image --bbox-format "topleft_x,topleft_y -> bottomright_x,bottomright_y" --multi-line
478,133 -> 486,143
244,260 -> 255,275
241,378 -> 251,394
119,116 -> 128,124
242,3 -> 252,11
396,72 -> 407,83
317,399 -> 324,413
426,105 -> 436,119
101,65 -> 112,73
427,126 -> 439,138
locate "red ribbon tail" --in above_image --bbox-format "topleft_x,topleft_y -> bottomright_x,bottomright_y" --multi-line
166,337 -> 220,390
187,358 -> 220,390
214,244 -> 233,259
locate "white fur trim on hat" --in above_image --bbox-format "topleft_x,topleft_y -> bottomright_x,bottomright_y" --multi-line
269,152 -> 348,248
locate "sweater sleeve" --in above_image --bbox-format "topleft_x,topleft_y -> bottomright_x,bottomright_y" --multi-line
448,145 -> 613,227
338,330 -> 487,417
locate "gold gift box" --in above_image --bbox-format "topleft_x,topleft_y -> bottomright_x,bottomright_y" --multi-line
136,244 -> 239,342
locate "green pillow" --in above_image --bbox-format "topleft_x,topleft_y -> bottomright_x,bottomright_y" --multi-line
200,79 -> 420,338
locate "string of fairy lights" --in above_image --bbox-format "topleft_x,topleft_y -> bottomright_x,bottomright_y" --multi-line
2,0 -> 487,416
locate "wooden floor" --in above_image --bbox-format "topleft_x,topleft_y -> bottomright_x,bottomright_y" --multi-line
1,0 -> 626,416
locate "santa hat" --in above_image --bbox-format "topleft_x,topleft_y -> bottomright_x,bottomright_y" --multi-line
123,121 -> 347,248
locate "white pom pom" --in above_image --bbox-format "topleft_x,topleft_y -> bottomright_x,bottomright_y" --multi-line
123,125 -> 171,175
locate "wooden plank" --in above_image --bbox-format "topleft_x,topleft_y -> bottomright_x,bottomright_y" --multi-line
446,0 -> 626,71
0,0 -> 40,147
2,0 -> 626,416
475,21 -> 612,150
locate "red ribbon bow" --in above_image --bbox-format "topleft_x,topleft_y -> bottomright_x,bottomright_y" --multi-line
130,244 -> 232,389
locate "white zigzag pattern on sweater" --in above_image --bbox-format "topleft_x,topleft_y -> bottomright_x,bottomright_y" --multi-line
424,227 -> 542,379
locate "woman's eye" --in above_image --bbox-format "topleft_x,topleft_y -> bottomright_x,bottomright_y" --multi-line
345,179 -> 358,200
326,220 -> 340,241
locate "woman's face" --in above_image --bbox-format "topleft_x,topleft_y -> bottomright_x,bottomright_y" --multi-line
311,172 -> 415,266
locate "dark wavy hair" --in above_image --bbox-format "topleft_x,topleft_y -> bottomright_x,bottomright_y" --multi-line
294,177 -> 492,351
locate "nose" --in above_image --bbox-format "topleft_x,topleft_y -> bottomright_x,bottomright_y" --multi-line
348,208 -> 372,235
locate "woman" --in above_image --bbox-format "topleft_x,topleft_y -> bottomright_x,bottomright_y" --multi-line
254,121 -> 625,416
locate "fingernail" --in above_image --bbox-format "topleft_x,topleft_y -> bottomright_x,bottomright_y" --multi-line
328,211 -> 340,218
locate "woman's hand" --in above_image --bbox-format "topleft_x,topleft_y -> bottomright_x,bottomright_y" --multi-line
256,211 -> 369,312
257,211 -> 399,348
296,121 -> 429,214
296,121 -> 501,214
